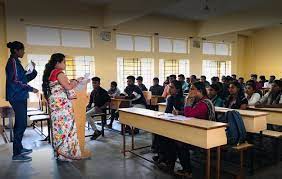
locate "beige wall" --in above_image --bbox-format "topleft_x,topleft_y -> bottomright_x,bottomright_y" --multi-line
3,0 -> 239,95
243,26 -> 282,79
0,3 -> 7,98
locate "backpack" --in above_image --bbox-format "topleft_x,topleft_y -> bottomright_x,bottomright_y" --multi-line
221,110 -> 247,145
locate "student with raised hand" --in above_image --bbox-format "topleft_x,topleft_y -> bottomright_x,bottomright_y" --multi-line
149,77 -> 164,96
136,76 -> 148,91
245,80 -> 261,106
207,83 -> 224,107
5,41 -> 38,162
225,81 -> 248,110
172,82 -> 215,177
255,80 -> 282,108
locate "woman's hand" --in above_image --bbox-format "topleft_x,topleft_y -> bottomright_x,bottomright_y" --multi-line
172,109 -> 179,115
70,80 -> 78,87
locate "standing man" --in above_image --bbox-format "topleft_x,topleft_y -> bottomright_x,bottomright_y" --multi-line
6,41 -> 38,162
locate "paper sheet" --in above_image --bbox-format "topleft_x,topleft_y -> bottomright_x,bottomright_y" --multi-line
158,113 -> 189,121
75,73 -> 91,91
25,62 -> 34,75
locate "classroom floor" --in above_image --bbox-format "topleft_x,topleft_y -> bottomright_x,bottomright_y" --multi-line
0,124 -> 281,179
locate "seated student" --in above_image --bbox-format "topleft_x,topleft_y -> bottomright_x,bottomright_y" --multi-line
107,81 -> 121,128
255,80 -> 282,108
153,80 -> 185,169
224,81 -> 248,110
149,77 -> 164,96
108,81 -> 121,98
245,80 -> 261,106
259,75 -> 267,88
178,74 -> 189,92
220,76 -> 230,100
238,77 -> 245,89
186,77 -> 190,84
136,76 -> 148,91
171,82 -> 216,177
200,75 -> 210,87
251,74 -> 263,90
207,83 -> 224,107
264,75 -> 276,88
162,75 -> 177,98
232,74 -> 237,81
117,75 -> 147,108
86,77 -> 111,140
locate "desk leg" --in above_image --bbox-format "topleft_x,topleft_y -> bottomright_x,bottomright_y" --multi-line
9,116 -> 13,142
216,147 -> 221,179
122,124 -> 126,156
206,149 -> 211,179
131,127 -> 135,150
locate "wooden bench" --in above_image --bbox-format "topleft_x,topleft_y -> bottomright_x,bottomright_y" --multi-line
231,143 -> 254,179
261,130 -> 282,163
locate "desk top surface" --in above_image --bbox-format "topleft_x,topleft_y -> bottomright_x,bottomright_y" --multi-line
215,107 -> 268,117
0,99 -> 11,108
111,98 -> 132,102
248,106 -> 282,113
119,108 -> 227,130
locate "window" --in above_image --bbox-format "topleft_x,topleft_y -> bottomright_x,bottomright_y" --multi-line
65,56 -> 95,92
159,38 -> 188,53
117,57 -> 154,91
26,25 -> 92,48
203,41 -> 231,56
159,59 -> 190,84
61,29 -> 91,48
27,54 -> 50,102
26,26 -> 60,46
202,60 -> 231,82
116,34 -> 152,52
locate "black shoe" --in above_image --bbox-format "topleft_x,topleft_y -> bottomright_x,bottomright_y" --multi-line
152,155 -> 159,162
20,148 -> 33,155
90,130 -> 102,140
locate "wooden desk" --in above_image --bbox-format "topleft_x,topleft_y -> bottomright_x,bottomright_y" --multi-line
110,98 -> 132,110
119,108 -> 227,179
215,107 -> 268,133
0,99 -> 13,142
248,106 -> 282,126
158,103 -> 268,133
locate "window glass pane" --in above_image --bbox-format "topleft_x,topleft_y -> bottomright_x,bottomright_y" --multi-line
173,40 -> 187,53
216,43 -> 229,56
134,36 -> 151,52
61,29 -> 91,48
26,26 -> 60,46
159,38 -> 172,52
179,59 -> 190,76
116,34 -> 133,51
203,42 -> 215,55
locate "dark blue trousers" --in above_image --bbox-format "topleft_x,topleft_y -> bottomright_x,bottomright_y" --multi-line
9,100 -> 27,156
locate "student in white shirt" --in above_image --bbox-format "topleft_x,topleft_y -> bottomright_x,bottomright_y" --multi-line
245,81 -> 261,106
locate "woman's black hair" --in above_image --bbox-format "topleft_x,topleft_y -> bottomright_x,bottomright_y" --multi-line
170,80 -> 183,96
193,81 -> 208,97
7,41 -> 24,54
42,53 -> 65,99
111,81 -> 117,87
229,81 -> 245,96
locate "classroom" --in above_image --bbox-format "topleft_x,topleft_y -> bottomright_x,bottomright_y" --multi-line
0,0 -> 282,178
